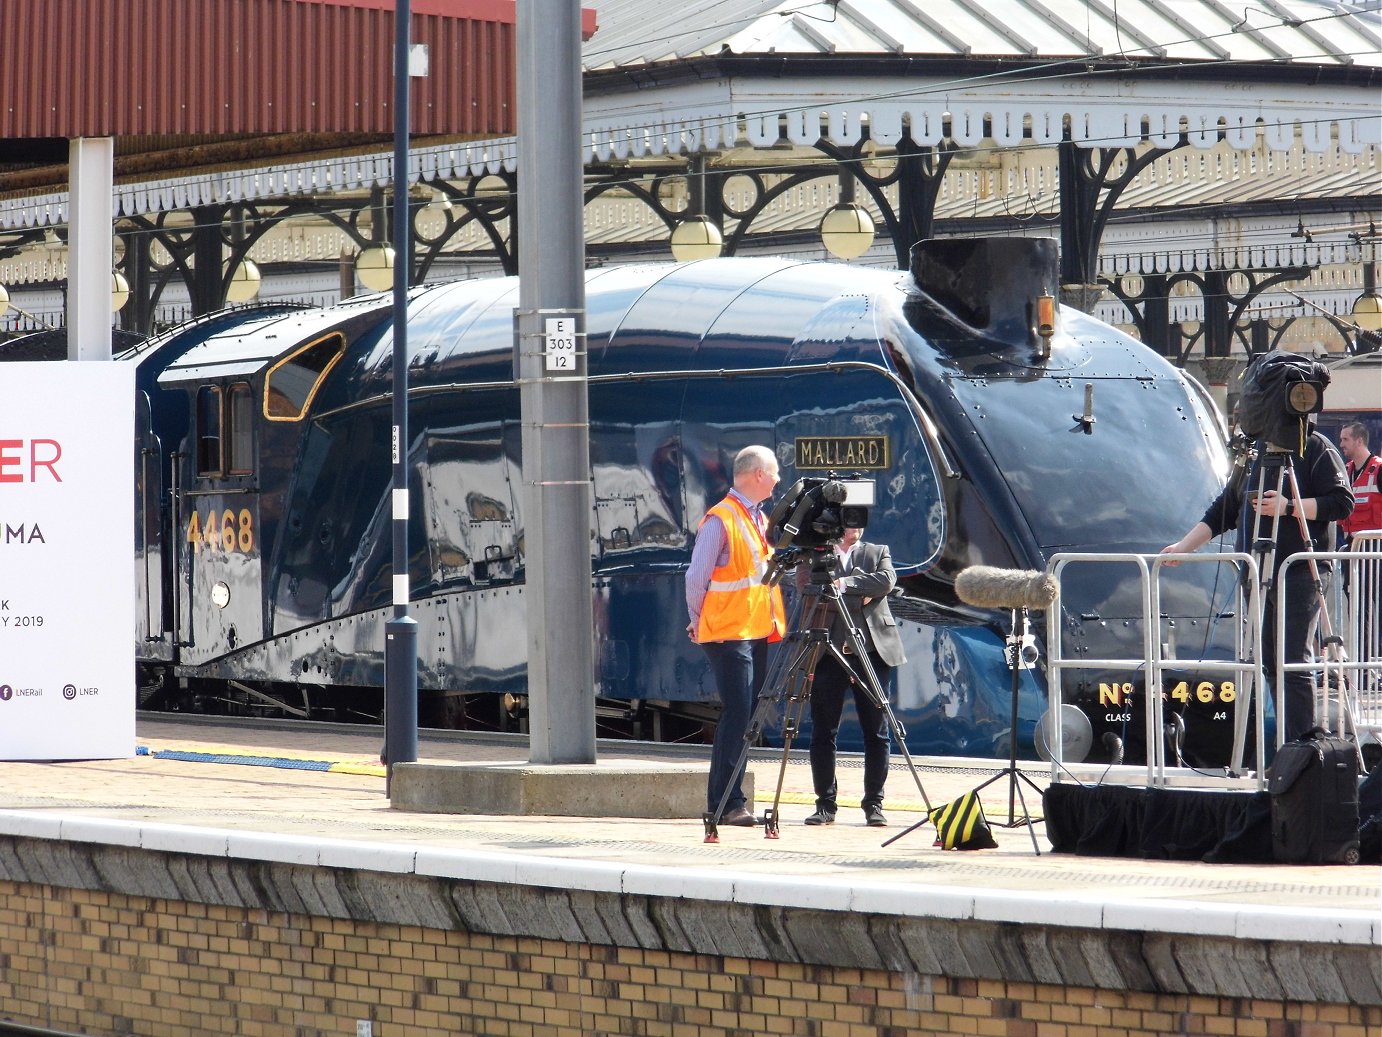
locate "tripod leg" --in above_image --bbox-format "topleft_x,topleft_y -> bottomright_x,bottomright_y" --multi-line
826,636 -> 936,820
822,603 -> 937,818
1281,463 -> 1352,741
1233,456 -> 1287,773
887,722 -> 934,814
1007,771 -> 1042,855
879,814 -> 932,849
703,591 -> 837,841
704,638 -> 809,841
764,654 -> 820,840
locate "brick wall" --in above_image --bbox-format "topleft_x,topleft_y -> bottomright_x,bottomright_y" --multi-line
1,880 -> 1377,1037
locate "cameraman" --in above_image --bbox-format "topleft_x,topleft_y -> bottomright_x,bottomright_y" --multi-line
1162,422 -> 1352,743
685,445 -> 787,826
797,524 -> 905,828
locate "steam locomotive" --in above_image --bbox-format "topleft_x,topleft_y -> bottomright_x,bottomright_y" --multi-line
128,237 -> 1242,763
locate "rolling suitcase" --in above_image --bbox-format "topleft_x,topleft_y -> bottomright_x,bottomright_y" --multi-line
1268,730 -> 1360,865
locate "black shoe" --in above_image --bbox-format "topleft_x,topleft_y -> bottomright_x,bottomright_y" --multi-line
864,805 -> 887,827
804,807 -> 836,826
720,806 -> 758,827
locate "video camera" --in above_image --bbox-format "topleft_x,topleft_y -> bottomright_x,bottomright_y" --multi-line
761,474 -> 874,587
765,474 -> 873,551
1237,350 -> 1329,455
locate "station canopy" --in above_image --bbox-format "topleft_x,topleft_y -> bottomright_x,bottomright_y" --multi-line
0,0 -> 1376,233
574,0 -> 1380,163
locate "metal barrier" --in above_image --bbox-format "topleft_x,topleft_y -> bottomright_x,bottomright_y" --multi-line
1283,532 -> 1382,746
1345,531 -> 1382,739
1149,552 -> 1266,785
1044,551 -> 1265,789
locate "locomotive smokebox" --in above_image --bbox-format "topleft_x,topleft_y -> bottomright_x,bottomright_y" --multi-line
908,237 -> 1059,352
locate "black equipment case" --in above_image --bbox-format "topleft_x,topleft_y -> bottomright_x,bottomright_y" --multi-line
1268,730 -> 1361,865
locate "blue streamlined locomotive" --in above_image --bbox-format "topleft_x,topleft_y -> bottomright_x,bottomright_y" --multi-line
129,237 -> 1240,762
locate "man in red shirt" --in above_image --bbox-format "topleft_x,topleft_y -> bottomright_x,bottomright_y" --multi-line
1338,422 -> 1382,546
1338,422 -> 1381,692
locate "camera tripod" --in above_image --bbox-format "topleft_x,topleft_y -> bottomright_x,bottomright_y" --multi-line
1234,442 -> 1350,769
703,549 -> 935,843
883,606 -> 1045,854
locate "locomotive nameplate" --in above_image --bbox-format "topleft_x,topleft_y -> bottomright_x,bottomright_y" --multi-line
795,436 -> 890,470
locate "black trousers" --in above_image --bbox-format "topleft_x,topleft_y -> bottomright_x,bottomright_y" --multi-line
808,651 -> 891,810
1261,564 -> 1322,743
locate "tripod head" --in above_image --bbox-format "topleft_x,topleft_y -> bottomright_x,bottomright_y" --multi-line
805,545 -> 843,585
1247,447 -> 1294,545
764,543 -> 844,587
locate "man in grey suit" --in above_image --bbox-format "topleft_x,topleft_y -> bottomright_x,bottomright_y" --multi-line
800,524 -> 906,827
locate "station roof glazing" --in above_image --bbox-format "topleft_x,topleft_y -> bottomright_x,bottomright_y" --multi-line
580,0 -> 1379,66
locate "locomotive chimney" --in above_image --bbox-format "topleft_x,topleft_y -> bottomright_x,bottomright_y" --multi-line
908,237 -> 1059,355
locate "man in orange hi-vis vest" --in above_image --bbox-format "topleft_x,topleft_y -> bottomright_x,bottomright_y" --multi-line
686,445 -> 787,826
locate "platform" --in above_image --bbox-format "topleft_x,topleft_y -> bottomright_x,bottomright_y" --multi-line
0,714 -> 1375,921
0,715 -> 1377,1037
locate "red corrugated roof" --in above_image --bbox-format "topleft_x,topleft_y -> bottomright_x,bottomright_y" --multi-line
300,0 -> 598,37
0,0 -> 601,139
295,0 -> 513,16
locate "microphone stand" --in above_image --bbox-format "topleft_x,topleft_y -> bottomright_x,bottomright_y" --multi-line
884,605 -> 1045,854
975,607 -> 1046,853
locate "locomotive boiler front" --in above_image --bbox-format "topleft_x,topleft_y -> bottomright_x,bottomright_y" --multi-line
894,236 -> 1238,765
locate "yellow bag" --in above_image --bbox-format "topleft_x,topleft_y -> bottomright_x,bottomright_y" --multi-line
929,791 -> 999,850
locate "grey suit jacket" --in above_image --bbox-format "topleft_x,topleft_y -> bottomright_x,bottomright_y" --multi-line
823,541 -> 907,668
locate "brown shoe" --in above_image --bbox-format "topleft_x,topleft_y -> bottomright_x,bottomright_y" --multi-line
720,806 -> 759,827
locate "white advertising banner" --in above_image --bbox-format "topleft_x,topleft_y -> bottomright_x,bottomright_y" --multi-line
0,362 -> 135,760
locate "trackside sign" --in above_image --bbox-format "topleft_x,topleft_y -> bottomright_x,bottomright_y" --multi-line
0,362 -> 135,759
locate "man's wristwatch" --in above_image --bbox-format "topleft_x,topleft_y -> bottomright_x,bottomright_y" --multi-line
1286,500 -> 1295,517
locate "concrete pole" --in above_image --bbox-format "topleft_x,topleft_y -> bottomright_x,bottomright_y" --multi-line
67,138 -> 114,361
384,0 -> 418,791
517,0 -> 595,763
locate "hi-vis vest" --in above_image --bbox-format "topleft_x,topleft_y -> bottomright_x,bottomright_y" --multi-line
1341,454 -> 1382,538
696,496 -> 786,643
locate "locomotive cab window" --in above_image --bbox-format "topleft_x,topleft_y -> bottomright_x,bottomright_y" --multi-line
228,383 -> 254,475
195,386 -> 223,476
263,333 -> 346,421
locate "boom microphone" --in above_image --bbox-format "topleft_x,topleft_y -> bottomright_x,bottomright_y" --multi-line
953,566 -> 1058,610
